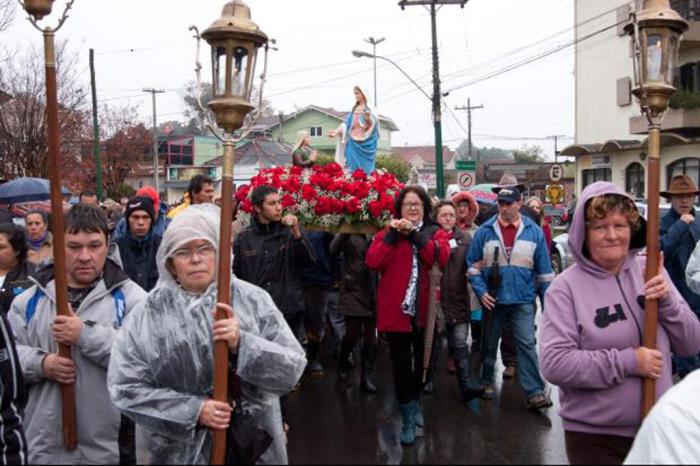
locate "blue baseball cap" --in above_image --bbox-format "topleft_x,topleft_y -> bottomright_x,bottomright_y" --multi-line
496,187 -> 522,204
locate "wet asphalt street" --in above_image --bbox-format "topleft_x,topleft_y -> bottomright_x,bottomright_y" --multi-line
286,340 -> 568,465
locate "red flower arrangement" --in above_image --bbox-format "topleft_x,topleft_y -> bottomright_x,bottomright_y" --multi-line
236,163 -> 404,232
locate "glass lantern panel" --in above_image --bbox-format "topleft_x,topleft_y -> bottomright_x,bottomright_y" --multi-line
232,46 -> 249,98
667,35 -> 678,86
213,46 -> 227,96
646,34 -> 664,82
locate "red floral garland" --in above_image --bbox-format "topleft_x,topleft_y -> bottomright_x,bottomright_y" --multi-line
236,163 -> 403,231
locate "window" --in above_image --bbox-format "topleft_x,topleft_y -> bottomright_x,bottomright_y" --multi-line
310,126 -> 323,137
380,129 -> 391,141
625,163 -> 645,199
667,158 -> 700,204
582,168 -> 611,189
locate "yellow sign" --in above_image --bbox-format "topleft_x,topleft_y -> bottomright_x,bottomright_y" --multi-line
546,185 -> 564,204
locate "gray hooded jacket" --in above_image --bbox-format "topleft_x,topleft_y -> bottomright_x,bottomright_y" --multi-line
8,260 -> 147,464
107,204 -> 307,465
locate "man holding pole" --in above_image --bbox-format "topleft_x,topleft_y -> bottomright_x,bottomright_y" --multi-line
8,205 -> 146,464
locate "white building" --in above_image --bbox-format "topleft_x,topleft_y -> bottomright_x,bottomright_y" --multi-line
563,0 -> 700,199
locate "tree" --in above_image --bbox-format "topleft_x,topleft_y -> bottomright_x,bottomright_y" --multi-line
0,42 -> 88,181
512,144 -> 546,164
181,81 -> 275,136
0,0 -> 15,34
377,154 -> 410,183
74,104 -> 152,199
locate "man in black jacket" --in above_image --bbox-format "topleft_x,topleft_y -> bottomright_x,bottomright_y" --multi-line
113,196 -> 161,292
233,185 -> 315,341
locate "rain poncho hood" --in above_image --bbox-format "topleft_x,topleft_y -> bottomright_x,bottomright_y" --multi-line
567,181 -> 647,278
108,204 -> 307,465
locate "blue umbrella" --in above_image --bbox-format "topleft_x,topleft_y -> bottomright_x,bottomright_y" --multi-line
0,177 -> 71,204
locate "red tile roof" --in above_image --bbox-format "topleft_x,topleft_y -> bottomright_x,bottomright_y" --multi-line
391,145 -> 456,165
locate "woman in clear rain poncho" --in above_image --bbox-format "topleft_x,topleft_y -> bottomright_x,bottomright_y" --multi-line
107,204 -> 307,465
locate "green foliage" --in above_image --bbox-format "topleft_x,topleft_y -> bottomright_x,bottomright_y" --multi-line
669,90 -> 700,110
512,144 -> 546,164
377,154 -> 410,183
110,183 -> 135,200
314,154 -> 409,183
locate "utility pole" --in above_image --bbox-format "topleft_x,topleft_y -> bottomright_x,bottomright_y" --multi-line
399,0 -> 468,198
547,135 -> 566,163
89,49 -> 103,201
364,36 -> 386,106
143,88 -> 166,193
455,98 -> 484,164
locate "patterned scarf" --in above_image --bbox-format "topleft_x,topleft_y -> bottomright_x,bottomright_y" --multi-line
400,222 -> 424,317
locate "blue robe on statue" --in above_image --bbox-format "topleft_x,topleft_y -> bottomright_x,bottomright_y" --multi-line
336,110 -> 379,175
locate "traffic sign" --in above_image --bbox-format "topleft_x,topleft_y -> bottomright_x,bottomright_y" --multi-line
456,160 -> 477,190
456,160 -> 476,171
458,172 -> 475,190
549,164 -> 564,182
546,184 -> 564,204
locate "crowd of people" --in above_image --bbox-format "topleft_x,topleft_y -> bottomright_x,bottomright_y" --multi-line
0,168 -> 699,465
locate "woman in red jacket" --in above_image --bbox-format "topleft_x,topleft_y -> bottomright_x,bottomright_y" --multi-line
366,186 -> 450,446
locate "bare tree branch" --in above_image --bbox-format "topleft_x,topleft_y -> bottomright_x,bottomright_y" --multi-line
0,0 -> 15,33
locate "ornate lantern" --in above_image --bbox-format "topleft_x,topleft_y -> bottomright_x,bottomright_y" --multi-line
201,1 -> 268,132
626,0 -> 689,119
23,0 -> 55,20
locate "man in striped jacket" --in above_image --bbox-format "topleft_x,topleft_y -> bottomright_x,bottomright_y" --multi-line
467,185 -> 555,410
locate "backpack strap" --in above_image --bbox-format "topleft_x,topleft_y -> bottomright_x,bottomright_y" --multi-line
111,288 -> 126,328
25,289 -> 45,325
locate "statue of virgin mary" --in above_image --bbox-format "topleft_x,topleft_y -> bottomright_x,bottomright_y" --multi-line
328,86 -> 380,174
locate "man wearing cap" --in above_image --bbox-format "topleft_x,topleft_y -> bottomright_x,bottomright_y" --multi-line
113,196 -> 161,293
112,186 -> 170,241
480,174 -> 542,379
660,174 -> 700,378
467,180 -> 555,410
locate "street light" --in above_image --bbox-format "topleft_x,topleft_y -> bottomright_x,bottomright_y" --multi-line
352,50 -> 432,101
18,0 -> 77,451
625,0 -> 688,417
364,36 -> 385,106
192,2 -> 268,463
353,49 -> 444,193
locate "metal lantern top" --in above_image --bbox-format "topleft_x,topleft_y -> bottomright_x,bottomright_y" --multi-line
625,0 -> 689,118
200,1 -> 268,133
22,0 -> 55,20
201,1 -> 268,48
628,0 -> 688,34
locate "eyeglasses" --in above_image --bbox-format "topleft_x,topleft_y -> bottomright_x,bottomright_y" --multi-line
172,243 -> 216,261
402,202 -> 423,211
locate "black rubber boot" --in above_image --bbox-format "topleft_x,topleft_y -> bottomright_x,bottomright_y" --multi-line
337,340 -> 354,386
360,343 -> 378,393
307,339 -> 324,377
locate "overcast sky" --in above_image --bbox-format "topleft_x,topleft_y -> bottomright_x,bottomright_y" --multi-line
4,0 -> 578,159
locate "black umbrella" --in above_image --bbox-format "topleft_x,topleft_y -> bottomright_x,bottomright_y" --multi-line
0,177 -> 71,204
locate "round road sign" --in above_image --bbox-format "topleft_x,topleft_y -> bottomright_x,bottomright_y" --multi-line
549,164 -> 564,182
458,172 -> 474,190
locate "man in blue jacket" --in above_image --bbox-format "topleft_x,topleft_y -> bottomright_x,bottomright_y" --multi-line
467,185 -> 554,410
660,174 -> 700,378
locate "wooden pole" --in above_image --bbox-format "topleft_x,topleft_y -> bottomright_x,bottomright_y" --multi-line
642,125 -> 661,417
43,27 -> 78,450
210,138 -> 235,465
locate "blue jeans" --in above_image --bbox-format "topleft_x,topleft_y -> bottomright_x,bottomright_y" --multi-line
479,303 -> 545,398
446,322 -> 479,400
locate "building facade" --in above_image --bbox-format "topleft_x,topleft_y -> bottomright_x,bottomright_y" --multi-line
564,0 -> 700,200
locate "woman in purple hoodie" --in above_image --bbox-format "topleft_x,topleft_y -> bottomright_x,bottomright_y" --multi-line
540,182 -> 700,465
